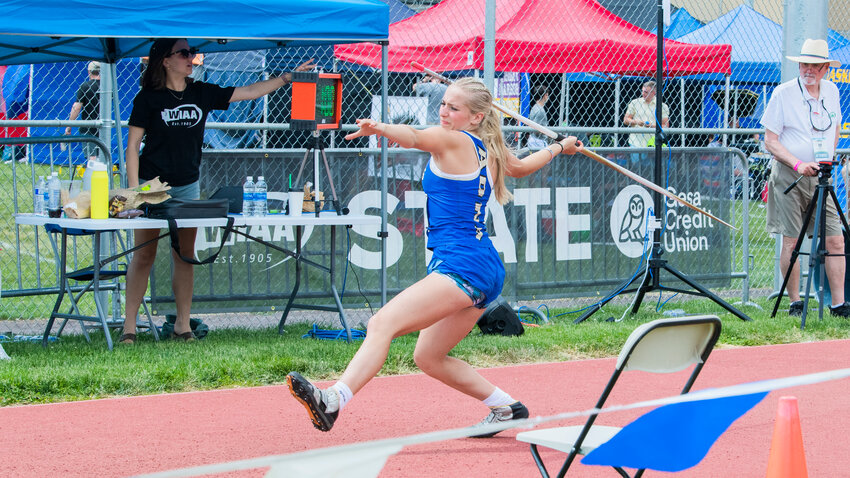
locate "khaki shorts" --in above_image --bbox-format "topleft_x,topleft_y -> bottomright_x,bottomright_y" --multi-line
766,161 -> 842,238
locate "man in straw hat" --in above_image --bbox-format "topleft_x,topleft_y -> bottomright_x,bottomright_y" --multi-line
65,61 -> 101,161
761,38 -> 849,318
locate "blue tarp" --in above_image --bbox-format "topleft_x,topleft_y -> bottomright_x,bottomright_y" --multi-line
28,60 -> 141,165
675,5 -> 848,84
2,65 -> 28,118
651,7 -> 704,39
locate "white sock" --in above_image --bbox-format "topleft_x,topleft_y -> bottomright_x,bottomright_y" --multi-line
832,302 -> 844,308
482,388 -> 516,408
331,381 -> 353,410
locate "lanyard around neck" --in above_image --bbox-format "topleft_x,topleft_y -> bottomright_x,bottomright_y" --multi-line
797,78 -> 833,133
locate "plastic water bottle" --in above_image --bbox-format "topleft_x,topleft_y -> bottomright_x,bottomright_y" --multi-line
47,172 -> 62,218
34,176 -> 46,216
254,176 -> 268,217
242,176 -> 255,216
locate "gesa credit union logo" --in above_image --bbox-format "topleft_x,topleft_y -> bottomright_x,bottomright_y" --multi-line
610,185 -> 653,258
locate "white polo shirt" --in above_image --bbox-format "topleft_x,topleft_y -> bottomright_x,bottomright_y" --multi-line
760,77 -> 842,164
626,97 -> 669,147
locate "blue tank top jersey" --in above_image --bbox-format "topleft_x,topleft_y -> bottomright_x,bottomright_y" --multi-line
422,131 -> 493,249
422,131 -> 505,306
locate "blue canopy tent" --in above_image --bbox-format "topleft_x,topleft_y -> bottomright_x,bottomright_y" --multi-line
675,6 -> 784,85
0,0 -> 390,169
675,5 -> 848,84
674,5 -> 848,137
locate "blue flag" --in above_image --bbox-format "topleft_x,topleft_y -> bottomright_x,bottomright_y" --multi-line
581,392 -> 767,472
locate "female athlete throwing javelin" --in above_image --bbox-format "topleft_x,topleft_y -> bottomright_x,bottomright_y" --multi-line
287,77 -> 582,434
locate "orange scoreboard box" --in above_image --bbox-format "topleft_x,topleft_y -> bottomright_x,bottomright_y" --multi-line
290,72 -> 343,130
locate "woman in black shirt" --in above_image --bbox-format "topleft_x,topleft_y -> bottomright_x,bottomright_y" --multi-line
120,38 -> 313,344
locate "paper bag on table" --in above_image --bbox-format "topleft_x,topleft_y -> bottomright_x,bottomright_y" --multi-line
63,191 -> 91,219
302,183 -> 325,213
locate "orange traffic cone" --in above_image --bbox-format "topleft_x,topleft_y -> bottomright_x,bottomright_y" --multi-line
765,396 -> 808,478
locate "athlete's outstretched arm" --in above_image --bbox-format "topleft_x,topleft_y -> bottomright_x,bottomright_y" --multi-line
503,136 -> 582,178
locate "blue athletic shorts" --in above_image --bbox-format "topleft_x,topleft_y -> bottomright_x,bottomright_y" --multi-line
426,243 -> 505,309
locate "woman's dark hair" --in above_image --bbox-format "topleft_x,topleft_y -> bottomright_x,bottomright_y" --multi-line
141,38 -> 194,90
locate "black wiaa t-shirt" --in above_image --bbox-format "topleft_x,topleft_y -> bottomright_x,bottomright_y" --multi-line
129,81 -> 234,187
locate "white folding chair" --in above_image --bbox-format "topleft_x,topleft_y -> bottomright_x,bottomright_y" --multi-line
516,315 -> 722,478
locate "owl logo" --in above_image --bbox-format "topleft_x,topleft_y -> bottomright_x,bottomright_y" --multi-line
618,194 -> 645,243
610,185 -> 653,258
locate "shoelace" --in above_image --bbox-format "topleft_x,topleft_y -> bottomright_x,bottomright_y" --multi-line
314,387 -> 340,413
479,406 -> 511,425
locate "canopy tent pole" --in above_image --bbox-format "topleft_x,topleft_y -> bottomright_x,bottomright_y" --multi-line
483,0 -> 495,91
723,75 -> 731,146
380,42 -> 389,306
559,74 -> 568,127
680,77 -> 685,146
614,77 -> 621,147
108,63 -> 126,187
98,62 -> 113,171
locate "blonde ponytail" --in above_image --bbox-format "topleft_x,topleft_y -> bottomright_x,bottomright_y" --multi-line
453,78 -> 513,205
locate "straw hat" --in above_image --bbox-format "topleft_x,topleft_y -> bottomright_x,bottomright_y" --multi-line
786,38 -> 841,67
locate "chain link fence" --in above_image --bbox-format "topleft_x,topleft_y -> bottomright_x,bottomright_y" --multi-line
2,0 -> 847,336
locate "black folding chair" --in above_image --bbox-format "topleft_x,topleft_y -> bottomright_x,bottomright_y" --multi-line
43,224 -> 158,350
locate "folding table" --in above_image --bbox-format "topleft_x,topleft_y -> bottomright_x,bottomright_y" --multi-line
16,212 -> 381,348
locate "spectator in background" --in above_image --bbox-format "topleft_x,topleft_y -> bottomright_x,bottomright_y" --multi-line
526,85 -> 549,150
624,80 -> 669,148
761,38 -> 848,318
413,73 -> 448,125
65,61 -> 101,161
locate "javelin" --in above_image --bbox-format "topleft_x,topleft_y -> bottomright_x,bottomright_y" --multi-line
410,62 -> 735,230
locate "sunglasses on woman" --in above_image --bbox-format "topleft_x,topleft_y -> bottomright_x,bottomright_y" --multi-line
166,47 -> 198,59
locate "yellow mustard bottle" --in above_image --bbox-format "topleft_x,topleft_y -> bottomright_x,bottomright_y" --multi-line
90,161 -> 109,219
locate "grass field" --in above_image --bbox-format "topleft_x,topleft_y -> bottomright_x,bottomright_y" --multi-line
1,295 -> 848,406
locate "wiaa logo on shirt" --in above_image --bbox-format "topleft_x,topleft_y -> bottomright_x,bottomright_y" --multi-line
161,105 -> 202,128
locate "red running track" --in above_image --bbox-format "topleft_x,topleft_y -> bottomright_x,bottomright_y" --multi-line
1,340 -> 849,477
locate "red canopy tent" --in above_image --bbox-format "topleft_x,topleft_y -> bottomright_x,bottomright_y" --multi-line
335,0 -> 731,76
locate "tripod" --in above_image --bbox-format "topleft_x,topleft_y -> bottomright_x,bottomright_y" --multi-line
294,130 -> 344,216
576,0 -> 750,323
575,213 -> 751,323
770,161 -> 850,328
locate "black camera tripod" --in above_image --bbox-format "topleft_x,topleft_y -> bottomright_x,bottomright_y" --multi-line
770,161 -> 850,328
